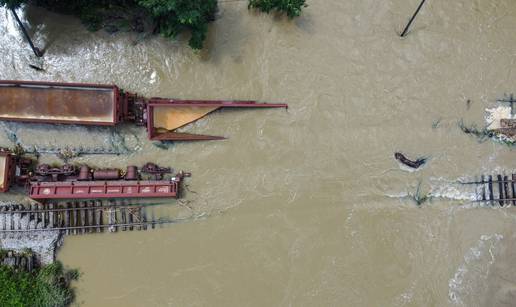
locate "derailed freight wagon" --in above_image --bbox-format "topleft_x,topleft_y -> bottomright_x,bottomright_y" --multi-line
0,149 -> 189,201
0,80 -> 287,141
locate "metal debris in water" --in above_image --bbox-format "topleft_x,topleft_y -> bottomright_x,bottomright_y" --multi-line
21,145 -> 133,162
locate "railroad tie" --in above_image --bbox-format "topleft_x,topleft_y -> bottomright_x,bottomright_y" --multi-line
94,201 -> 102,233
79,202 -> 86,235
497,175 -> 504,206
141,207 -> 147,231
43,204 -> 49,229
87,201 -> 94,233
72,202 -> 78,235
0,206 -> 6,231
49,203 -> 54,228
128,208 -> 134,231
481,175 -> 486,201
121,207 -> 127,231
38,204 -> 44,228
503,175 -> 510,207
65,202 -> 71,235
512,174 -> 516,207
488,175 -> 494,206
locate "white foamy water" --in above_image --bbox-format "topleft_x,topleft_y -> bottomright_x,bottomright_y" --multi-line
449,234 -> 503,305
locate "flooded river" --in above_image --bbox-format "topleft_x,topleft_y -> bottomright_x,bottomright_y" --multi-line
2,0 -> 516,306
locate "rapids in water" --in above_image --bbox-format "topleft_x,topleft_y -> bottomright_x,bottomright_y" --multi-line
1,1 -> 516,306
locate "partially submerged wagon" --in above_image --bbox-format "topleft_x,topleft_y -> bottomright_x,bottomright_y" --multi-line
0,80 -> 287,141
0,149 -> 189,201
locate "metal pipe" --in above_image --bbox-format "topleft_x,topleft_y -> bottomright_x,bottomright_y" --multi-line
400,0 -> 427,37
11,9 -> 43,57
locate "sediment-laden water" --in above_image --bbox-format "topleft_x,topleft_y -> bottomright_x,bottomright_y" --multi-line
1,1 -> 516,306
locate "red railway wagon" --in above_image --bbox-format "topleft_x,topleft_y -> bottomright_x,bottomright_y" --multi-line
29,180 -> 180,200
0,149 -> 188,201
0,80 -> 287,141
0,80 -> 123,126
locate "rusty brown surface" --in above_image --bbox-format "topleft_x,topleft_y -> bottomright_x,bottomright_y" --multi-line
0,83 -> 116,124
501,119 -> 516,129
0,155 -> 6,191
151,130 -> 225,141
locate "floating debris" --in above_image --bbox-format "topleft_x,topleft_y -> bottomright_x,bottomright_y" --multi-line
432,118 -> 442,129
413,183 -> 430,206
394,152 -> 427,169
28,64 -> 44,72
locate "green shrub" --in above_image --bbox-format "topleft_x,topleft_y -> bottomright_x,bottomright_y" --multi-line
249,0 -> 307,18
0,261 -> 79,307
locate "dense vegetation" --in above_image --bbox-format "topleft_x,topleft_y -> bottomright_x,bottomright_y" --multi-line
0,0 -> 306,49
0,261 -> 79,307
0,0 -> 217,49
249,0 -> 307,18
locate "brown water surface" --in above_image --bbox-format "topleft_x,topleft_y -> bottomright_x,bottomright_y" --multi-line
1,1 -> 516,306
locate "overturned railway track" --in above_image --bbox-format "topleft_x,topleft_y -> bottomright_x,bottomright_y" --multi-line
0,201 -> 175,234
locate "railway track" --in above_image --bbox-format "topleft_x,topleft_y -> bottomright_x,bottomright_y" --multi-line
0,201 -> 173,234
462,174 -> 516,207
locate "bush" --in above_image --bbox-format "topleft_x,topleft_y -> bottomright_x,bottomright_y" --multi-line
0,261 -> 79,307
249,0 -> 307,18
0,0 -> 217,49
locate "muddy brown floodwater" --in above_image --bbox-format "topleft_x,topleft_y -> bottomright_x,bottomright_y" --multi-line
2,0 -> 516,306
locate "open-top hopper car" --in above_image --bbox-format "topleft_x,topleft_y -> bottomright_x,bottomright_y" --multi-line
0,80 -> 287,141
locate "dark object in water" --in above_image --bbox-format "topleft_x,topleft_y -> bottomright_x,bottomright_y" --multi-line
394,152 -> 426,169
400,0 -> 427,37
28,64 -> 44,72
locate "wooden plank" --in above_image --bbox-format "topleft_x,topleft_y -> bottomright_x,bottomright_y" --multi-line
142,208 -> 147,231
504,175 -> 510,207
512,174 -> 516,206
481,175 -> 486,201
38,204 -> 44,228
497,175 -> 504,206
128,208 -> 134,231
64,202 -> 71,234
7,206 -> 13,230
49,203 -> 54,228
488,175 -> 494,206
136,208 -> 142,231
87,201 -> 94,233
121,208 -> 127,231
16,205 -> 21,230
79,202 -> 86,234
94,201 -> 102,233
72,202 -> 78,235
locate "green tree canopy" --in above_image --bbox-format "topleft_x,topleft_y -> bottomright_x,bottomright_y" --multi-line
0,0 -> 305,49
0,0 -> 217,49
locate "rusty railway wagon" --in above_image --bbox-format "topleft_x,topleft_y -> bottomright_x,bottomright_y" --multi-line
0,80 -> 287,141
0,149 -> 189,201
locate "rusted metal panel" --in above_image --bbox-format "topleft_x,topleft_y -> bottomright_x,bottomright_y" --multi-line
0,80 -> 119,125
146,99 -> 288,141
29,180 -> 179,200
